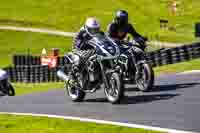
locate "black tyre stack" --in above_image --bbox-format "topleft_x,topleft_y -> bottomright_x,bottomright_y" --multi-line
3,42 -> 200,83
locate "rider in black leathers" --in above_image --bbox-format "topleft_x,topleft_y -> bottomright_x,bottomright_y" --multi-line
107,10 -> 147,49
107,10 -> 148,80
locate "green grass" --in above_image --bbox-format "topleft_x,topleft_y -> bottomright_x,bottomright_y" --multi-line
0,0 -> 200,42
12,82 -> 64,96
0,30 -> 72,68
154,58 -> 200,75
0,30 -> 163,68
0,114 -> 163,133
0,29 -> 199,75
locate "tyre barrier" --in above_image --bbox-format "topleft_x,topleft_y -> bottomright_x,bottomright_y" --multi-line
146,42 -> 200,67
12,55 -> 66,66
4,42 -> 200,83
12,55 -> 41,66
3,65 -> 62,83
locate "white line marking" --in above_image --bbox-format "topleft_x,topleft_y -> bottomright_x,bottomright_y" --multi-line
0,26 -> 76,37
0,112 -> 195,133
0,25 -> 186,47
148,41 -> 183,47
177,70 -> 200,75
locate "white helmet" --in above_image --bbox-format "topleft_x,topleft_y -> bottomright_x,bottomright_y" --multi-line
85,17 -> 100,35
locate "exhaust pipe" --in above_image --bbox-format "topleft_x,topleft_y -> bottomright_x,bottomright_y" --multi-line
57,70 -> 69,82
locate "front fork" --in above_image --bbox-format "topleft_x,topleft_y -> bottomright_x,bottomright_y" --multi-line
129,47 -> 147,76
98,60 -> 109,89
98,59 -> 122,89
135,60 -> 147,83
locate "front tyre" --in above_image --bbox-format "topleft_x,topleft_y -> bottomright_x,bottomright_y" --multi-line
135,63 -> 154,92
64,81 -> 85,102
104,72 -> 124,104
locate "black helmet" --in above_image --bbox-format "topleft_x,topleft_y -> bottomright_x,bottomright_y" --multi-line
115,10 -> 128,26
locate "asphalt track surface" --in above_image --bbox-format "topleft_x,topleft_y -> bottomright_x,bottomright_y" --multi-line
0,73 -> 200,132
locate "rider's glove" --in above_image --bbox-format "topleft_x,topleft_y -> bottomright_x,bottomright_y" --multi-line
136,37 -> 147,50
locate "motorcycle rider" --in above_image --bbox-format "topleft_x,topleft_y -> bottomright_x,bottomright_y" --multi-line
73,17 -> 102,63
74,17 -> 101,50
107,10 -> 147,49
71,17 -> 103,89
107,10 -> 148,81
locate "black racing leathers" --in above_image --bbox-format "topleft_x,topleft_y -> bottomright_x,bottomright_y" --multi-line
107,21 -> 147,50
107,22 -> 143,40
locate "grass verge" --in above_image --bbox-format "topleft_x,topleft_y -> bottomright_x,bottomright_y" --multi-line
0,30 -> 72,68
0,0 -> 199,42
0,30 -> 160,68
0,114 -> 163,133
12,82 -> 64,96
0,29 -> 199,76
154,58 -> 200,75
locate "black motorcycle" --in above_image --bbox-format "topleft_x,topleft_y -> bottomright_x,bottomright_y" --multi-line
117,37 -> 154,92
57,33 -> 126,104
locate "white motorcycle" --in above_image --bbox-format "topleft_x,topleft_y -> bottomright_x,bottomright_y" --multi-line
0,69 -> 15,96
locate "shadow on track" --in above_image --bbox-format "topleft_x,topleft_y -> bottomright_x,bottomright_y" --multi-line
84,82 -> 199,104
126,82 -> 200,92
152,82 -> 200,92
0,91 -> 6,97
120,93 -> 179,104
85,93 -> 179,105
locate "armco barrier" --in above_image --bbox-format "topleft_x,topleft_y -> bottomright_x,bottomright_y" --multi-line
4,42 -> 200,83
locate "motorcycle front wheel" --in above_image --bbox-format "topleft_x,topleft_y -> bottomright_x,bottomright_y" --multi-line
135,63 -> 154,92
104,72 -> 124,104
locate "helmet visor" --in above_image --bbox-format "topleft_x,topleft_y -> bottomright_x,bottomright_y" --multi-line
116,16 -> 128,26
87,27 -> 100,35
